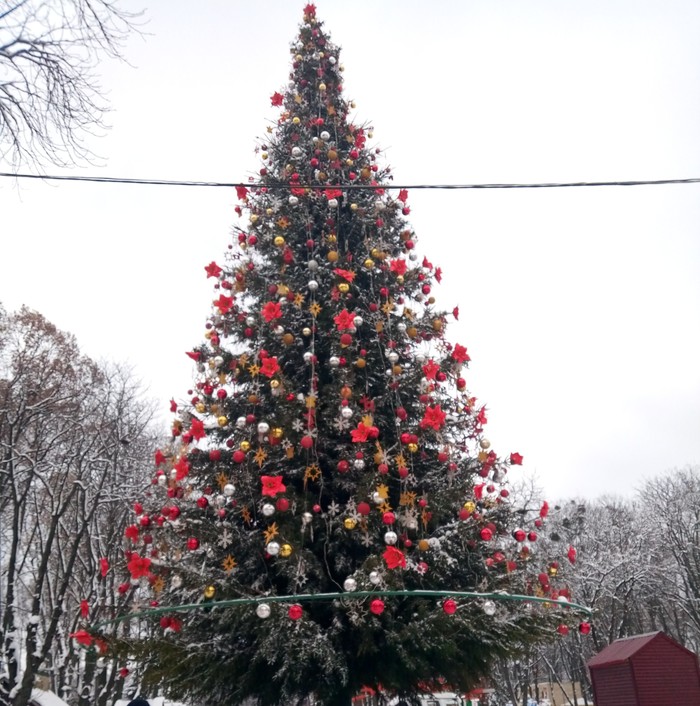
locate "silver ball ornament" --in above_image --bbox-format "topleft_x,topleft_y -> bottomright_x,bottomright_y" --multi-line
384,531 -> 398,545
256,603 -> 271,619
343,577 -> 358,592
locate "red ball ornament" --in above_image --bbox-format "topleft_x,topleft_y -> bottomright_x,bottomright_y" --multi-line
196,496 -> 208,509
337,460 -> 349,473
134,502 -> 143,515
378,463 -> 389,474
443,599 -> 457,615
579,621 -> 592,635
528,531 -> 538,542
398,466 -> 409,479
186,537 -> 200,551
139,515 -> 151,527
313,504 -> 322,513
458,508 -> 470,520
400,433 -> 411,445
480,527 -> 493,541
357,502 -> 371,516
370,599 -> 385,615
382,512 -> 395,524
288,604 -> 303,620
248,235 -> 258,246
209,449 -> 222,461
300,435 -> 314,449
233,450 -> 246,463
276,498 -> 290,512
557,624 -> 570,636
396,407 -> 407,421
340,333 -> 353,346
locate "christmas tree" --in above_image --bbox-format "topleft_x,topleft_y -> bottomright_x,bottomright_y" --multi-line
102,5 -> 587,705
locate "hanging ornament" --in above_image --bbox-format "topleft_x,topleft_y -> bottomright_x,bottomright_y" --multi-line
370,599 -> 385,615
482,600 -> 496,616
266,541 -> 281,556
288,604 -> 303,620
256,603 -> 271,619
203,585 -> 216,599
343,577 -> 358,591
442,599 -> 457,615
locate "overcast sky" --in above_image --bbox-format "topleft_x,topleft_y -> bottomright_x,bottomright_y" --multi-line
3,0 -> 699,501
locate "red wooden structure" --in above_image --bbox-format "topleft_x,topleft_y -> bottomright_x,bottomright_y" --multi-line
587,631 -> 700,706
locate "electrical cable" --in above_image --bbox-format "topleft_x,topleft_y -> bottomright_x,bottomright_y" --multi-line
2,171 -> 700,190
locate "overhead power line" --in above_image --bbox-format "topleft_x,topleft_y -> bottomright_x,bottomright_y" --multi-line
2,172 -> 700,190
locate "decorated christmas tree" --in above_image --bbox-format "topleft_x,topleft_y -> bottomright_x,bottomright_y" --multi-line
96,5 -> 589,705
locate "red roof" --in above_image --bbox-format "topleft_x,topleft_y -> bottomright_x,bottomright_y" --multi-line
587,632 -> 695,668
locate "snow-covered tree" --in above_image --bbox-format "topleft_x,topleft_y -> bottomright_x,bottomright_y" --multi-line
0,307 -> 155,706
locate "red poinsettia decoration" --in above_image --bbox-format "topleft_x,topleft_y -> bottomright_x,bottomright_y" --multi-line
270,92 -> 284,107
390,258 -> 407,276
509,452 -> 523,465
70,630 -> 94,646
214,294 -> 234,315
127,553 -> 152,579
155,449 -> 167,466
173,457 -> 190,480
420,405 -> 446,431
333,268 -> 356,282
125,525 -> 139,542
260,356 -> 280,378
99,558 -> 109,577
261,301 -> 283,322
397,189 -> 409,203
422,359 -> 440,380
303,3 -> 316,18
235,185 -> 248,200
190,418 -> 206,441
350,422 -> 370,443
324,188 -> 342,200
205,261 -> 222,278
333,309 -> 356,331
452,344 -> 470,364
261,475 -> 286,497
383,546 -> 406,570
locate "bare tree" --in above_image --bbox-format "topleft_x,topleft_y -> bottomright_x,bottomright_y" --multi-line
0,0 -> 141,169
0,306 -> 157,706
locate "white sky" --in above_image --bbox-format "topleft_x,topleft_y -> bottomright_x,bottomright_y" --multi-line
3,0 -> 699,500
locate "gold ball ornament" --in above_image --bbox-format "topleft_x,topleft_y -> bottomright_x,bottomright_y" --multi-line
549,566 -> 559,577
204,585 -> 216,599
432,319 -> 444,332
271,427 -> 284,439
327,149 -> 337,160
195,402 -> 206,414
292,116 -> 301,125
407,442 -> 419,454
346,159 -> 354,166
319,83 -> 327,92
262,153 -> 268,160
302,327 -> 312,337
407,327 -> 418,339
217,416 -> 228,427
344,518 -> 357,530
280,543 -> 293,557
274,236 -> 285,247
355,358 -> 366,369
350,203 -> 358,211
270,380 -> 280,389
364,258 -> 375,269
240,440 -> 251,452
250,214 -> 258,224
418,539 -> 430,552
327,251 -> 339,263
283,333 -> 295,345
327,233 -> 337,243
318,171 -> 328,181
266,208 -> 273,215
338,282 -> 350,293
479,439 -> 491,449
463,501 -> 476,514
360,167 -> 371,179
392,365 -> 403,376
396,275 -> 405,285
248,394 -> 259,404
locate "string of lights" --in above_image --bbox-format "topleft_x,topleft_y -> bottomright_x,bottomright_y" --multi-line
2,171 -> 700,190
